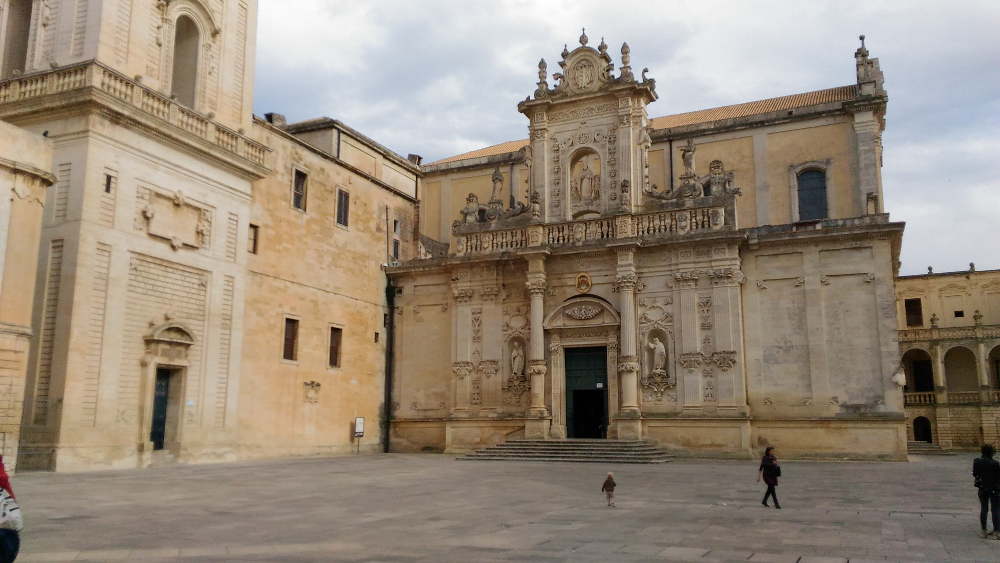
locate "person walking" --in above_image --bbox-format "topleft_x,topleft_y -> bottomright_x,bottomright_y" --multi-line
0,453 -> 19,563
601,472 -> 616,507
973,444 -> 1000,538
757,446 -> 781,509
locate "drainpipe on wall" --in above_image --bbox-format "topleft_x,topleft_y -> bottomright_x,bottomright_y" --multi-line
383,280 -> 396,453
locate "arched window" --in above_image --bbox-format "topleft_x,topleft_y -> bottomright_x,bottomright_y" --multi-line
796,169 -> 828,220
913,417 -> 932,443
171,16 -> 200,108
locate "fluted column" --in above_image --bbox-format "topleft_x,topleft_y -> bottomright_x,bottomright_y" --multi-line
525,254 -> 549,418
614,248 -> 640,413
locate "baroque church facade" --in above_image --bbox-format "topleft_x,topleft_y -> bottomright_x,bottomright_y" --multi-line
389,32 -> 907,459
0,1 -> 915,472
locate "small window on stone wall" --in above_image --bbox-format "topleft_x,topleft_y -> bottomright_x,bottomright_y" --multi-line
248,224 -> 259,254
329,326 -> 343,367
292,170 -> 308,211
796,169 -> 828,221
283,318 -> 299,361
336,189 -> 350,226
904,299 -> 923,327
954,310 -> 965,318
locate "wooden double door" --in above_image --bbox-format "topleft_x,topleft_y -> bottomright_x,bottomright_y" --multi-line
564,347 -> 608,439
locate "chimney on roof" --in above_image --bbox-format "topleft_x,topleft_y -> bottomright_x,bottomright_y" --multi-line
407,154 -> 423,166
264,113 -> 287,129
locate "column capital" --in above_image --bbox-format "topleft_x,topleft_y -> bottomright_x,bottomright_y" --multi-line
526,280 -> 548,296
612,273 -> 640,293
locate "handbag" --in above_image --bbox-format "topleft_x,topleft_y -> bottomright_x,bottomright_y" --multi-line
0,490 -> 22,532
775,465 -> 782,478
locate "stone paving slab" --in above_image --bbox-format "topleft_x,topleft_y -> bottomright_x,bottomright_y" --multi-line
10,453 -> 1000,562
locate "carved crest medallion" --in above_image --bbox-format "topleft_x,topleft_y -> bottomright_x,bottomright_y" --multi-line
573,59 -> 596,89
575,272 -> 592,293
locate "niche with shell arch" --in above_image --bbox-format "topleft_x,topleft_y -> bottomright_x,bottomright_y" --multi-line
568,148 -> 603,216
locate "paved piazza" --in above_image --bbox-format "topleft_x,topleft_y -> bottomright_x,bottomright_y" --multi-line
13,454 -> 998,562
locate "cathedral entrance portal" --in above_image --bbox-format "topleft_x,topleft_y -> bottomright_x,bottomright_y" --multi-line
565,347 -> 608,438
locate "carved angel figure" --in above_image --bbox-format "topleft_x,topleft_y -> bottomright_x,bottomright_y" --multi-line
649,337 -> 666,373
511,341 -> 525,378
702,160 -> 741,196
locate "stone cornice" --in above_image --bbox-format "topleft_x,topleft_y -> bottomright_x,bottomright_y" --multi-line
0,156 -> 56,185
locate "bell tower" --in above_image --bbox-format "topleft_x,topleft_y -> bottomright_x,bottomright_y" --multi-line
0,0 -> 257,130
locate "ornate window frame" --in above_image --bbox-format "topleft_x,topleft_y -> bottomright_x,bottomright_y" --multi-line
788,159 -> 833,222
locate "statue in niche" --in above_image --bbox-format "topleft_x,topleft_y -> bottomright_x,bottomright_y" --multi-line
648,337 -> 666,375
511,341 -> 525,377
572,156 -> 601,202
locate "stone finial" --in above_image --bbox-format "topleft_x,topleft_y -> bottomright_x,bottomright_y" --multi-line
620,42 -> 632,81
579,28 -> 588,46
927,266 -> 933,274
856,34 -> 868,57
930,313 -> 939,328
561,44 -> 570,59
535,59 -> 548,98
598,37 -> 607,54
970,262 -> 976,272
974,310 -> 983,326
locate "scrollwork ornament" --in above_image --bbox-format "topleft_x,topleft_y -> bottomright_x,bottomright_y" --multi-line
452,361 -> 474,380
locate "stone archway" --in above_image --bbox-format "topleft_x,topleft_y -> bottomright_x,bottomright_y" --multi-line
901,348 -> 934,393
944,346 -> 978,393
913,416 -> 933,443
543,296 -> 620,439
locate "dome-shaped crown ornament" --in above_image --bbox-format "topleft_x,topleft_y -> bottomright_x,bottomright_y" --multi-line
579,28 -> 589,46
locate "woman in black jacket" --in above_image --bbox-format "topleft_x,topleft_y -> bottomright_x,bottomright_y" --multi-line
757,446 -> 780,509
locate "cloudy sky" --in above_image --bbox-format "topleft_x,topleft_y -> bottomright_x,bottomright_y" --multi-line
253,0 -> 999,276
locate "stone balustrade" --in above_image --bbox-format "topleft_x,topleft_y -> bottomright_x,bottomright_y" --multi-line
899,324 -> 1000,343
0,61 -> 268,168
454,204 -> 728,256
903,392 -> 935,405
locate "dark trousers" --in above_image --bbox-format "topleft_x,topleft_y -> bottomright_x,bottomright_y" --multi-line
0,529 -> 18,563
762,484 -> 779,506
979,489 -> 1000,531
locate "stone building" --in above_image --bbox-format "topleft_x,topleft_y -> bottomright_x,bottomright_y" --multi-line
897,266 -> 1000,449
0,121 -> 53,471
0,0 -> 417,471
388,33 -> 907,459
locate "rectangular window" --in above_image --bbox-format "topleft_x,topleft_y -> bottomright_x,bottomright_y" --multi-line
954,310 -> 965,318
248,224 -> 259,254
283,318 -> 299,361
104,174 -> 113,193
393,219 -> 400,235
392,239 -> 400,260
904,299 -> 923,327
329,327 -> 343,367
336,189 -> 350,226
292,169 -> 308,211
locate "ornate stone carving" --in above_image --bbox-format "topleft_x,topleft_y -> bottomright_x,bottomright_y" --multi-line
974,310 -> 984,326
703,369 -> 716,401
565,305 -> 601,320
707,268 -> 746,286
864,272 -> 876,283
802,397 -> 814,406
930,313 -> 939,328
481,286 -> 501,302
526,280 -> 547,295
453,361 -> 474,380
679,353 -> 703,371
618,355 -> 640,374
452,287 -> 474,303
471,376 -> 482,405
612,273 -> 639,292
471,308 -> 482,343
575,273 -> 592,293
698,294 -> 712,330
763,397 -> 774,406
820,275 -> 831,285
479,360 -> 499,379
794,277 -> 805,287
709,351 -> 737,371
526,361 -> 548,377
303,381 -> 321,404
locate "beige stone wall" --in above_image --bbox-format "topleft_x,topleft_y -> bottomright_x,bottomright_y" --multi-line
896,269 -> 1000,330
239,121 -> 418,458
1,0 -> 257,130
15,109 -> 255,472
0,120 -> 53,471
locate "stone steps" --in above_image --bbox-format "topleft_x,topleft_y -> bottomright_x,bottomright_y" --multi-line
459,439 -> 674,464
907,441 -> 956,456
